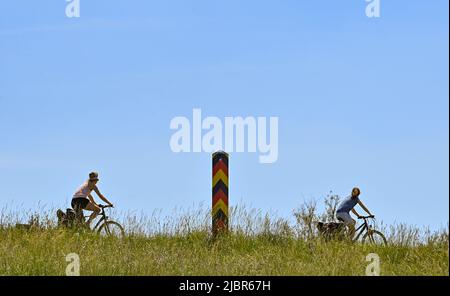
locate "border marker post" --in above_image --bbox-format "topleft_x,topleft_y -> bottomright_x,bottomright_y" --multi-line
212,151 -> 229,238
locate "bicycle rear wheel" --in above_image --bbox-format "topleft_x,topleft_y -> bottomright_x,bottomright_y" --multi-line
98,221 -> 125,238
362,230 -> 387,246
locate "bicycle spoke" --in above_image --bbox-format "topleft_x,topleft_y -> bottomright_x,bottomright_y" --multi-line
364,230 -> 387,246
98,221 -> 125,237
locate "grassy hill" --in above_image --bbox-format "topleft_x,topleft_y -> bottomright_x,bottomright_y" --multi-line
0,227 -> 448,276
0,201 -> 448,275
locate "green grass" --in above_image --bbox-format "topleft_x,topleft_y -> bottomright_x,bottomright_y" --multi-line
0,199 -> 448,275
0,227 -> 448,275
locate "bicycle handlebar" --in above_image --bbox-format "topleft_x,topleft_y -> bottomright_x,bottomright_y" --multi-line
98,204 -> 113,209
358,215 -> 375,219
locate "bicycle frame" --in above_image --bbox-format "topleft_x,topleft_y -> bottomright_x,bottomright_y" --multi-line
83,206 -> 109,231
352,217 -> 372,242
92,214 -> 106,231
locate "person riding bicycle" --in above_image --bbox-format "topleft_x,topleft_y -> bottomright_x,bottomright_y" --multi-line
335,187 -> 373,238
71,172 -> 114,227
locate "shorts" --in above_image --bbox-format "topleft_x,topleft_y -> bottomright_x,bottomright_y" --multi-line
336,211 -> 355,225
71,197 -> 89,211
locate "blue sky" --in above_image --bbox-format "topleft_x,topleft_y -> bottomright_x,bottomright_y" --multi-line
0,1 -> 448,229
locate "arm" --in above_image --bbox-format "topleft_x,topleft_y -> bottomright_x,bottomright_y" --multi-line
93,186 -> 114,207
351,208 -> 361,218
87,194 -> 98,206
357,199 -> 372,216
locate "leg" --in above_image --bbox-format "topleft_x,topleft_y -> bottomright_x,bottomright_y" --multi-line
347,219 -> 356,238
71,198 -> 88,225
84,202 -> 101,226
336,212 -> 356,239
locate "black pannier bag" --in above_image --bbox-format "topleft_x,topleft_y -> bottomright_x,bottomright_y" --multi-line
56,208 -> 77,227
317,221 -> 346,240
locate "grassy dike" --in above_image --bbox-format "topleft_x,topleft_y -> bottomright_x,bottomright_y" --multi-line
0,226 -> 448,276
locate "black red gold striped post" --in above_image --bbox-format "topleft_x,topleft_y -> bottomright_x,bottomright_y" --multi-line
212,151 -> 229,238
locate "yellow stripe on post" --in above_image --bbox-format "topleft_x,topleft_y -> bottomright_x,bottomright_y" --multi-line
212,169 -> 228,187
212,199 -> 228,217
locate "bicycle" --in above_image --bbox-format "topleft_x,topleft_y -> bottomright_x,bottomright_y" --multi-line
87,204 -> 125,237
59,204 -> 125,237
318,215 -> 387,246
352,215 -> 387,246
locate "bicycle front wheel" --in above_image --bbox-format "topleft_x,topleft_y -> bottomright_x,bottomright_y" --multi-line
98,221 -> 125,238
362,230 -> 387,246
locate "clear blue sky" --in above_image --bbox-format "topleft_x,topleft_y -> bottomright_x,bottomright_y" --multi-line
0,1 -> 448,229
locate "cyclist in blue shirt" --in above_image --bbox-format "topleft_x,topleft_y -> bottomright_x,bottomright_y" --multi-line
336,187 -> 373,237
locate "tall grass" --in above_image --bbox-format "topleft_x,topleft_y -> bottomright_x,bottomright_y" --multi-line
0,197 -> 448,275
